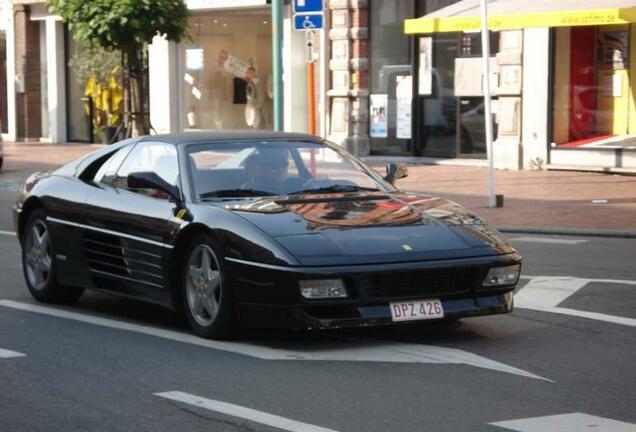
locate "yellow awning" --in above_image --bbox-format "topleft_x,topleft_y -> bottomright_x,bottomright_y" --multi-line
405,7 -> 636,34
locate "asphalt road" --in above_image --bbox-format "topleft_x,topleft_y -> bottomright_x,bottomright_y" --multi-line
1,169 -> 635,432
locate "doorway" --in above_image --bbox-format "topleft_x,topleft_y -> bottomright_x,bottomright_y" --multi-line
415,32 -> 498,158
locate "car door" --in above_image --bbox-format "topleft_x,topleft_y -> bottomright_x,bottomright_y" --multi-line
80,141 -> 182,306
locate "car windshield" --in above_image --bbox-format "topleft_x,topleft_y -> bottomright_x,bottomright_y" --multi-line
186,141 -> 391,199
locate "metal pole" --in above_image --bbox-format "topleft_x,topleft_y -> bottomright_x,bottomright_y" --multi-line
480,0 -> 497,208
272,0 -> 284,131
306,30 -> 317,174
306,31 -> 316,135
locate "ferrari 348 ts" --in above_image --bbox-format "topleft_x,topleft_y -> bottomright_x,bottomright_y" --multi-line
14,131 -> 521,339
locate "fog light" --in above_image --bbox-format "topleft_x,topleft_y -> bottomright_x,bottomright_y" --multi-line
300,279 -> 348,299
482,264 -> 521,287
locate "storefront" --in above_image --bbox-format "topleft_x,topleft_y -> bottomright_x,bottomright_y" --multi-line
149,0 -> 312,136
550,23 -> 636,169
368,0 -> 464,157
181,10 -> 273,130
405,0 -> 636,171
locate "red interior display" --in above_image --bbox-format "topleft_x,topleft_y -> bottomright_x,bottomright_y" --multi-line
568,26 -> 598,142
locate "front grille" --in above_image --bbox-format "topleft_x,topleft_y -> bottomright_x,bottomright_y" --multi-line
359,267 -> 478,299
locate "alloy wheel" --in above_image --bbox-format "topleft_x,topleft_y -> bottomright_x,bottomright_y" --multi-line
186,244 -> 222,327
24,220 -> 52,290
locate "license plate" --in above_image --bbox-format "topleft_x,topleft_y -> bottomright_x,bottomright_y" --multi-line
390,299 -> 444,322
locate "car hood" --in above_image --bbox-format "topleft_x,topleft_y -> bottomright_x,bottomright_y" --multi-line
221,192 -> 515,265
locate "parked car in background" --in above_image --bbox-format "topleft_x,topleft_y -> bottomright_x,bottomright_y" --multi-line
14,131 -> 522,339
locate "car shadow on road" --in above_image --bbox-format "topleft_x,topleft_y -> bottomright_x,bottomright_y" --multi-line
70,289 -> 499,352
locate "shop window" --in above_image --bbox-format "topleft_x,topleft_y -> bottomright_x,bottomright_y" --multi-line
417,31 -> 498,158
182,13 -> 273,131
369,0 -> 415,156
65,31 -> 91,142
552,25 -> 634,149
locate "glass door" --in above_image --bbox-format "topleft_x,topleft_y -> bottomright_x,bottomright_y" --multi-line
415,32 -> 497,158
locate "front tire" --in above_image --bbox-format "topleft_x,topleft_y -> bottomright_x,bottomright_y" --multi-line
21,210 -> 84,303
182,234 -> 235,339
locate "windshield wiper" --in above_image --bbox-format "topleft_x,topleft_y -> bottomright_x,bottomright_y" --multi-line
290,185 -> 380,195
199,189 -> 276,199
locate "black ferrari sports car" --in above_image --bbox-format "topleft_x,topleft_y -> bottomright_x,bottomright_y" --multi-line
14,131 -> 521,339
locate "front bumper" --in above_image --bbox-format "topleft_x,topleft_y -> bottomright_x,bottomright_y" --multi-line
225,253 -> 521,330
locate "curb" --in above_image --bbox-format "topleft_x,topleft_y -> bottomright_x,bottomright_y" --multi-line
497,226 -> 636,239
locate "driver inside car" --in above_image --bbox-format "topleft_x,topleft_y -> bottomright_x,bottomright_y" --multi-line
242,148 -> 290,194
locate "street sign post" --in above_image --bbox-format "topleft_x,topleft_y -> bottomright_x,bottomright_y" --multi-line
292,0 -> 323,149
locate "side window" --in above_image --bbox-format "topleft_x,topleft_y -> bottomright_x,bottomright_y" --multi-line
94,145 -> 133,185
114,142 -> 179,199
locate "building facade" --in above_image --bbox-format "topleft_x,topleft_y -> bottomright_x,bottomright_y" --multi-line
148,0 -> 321,138
404,0 -> 636,171
2,0 -> 635,172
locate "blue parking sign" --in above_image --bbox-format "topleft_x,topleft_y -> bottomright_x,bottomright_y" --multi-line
293,0 -> 323,13
294,13 -> 323,30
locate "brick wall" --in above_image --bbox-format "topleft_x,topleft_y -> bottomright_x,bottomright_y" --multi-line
14,4 -> 42,140
0,40 -> 8,133
326,0 -> 369,156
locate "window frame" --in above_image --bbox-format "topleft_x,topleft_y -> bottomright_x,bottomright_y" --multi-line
109,140 -> 183,202
183,139 -> 396,203
92,144 -> 134,186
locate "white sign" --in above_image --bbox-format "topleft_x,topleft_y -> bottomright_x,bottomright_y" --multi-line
418,37 -> 432,96
370,94 -> 388,138
186,0 -> 267,10
454,57 -> 499,97
186,47 -> 204,71
396,75 -> 412,139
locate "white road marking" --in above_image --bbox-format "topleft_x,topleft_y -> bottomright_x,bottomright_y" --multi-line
522,276 -> 636,286
515,277 -> 589,309
509,236 -> 587,245
0,230 -> 16,237
533,307 -> 636,327
515,276 -> 636,327
491,412 -> 636,432
0,348 -> 26,359
156,391 -> 339,432
0,299 -> 549,381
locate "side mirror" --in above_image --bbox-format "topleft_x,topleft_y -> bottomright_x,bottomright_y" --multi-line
384,163 -> 408,184
127,171 -> 180,201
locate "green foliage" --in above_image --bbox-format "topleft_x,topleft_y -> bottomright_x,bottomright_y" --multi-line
49,0 -> 189,51
68,43 -> 120,87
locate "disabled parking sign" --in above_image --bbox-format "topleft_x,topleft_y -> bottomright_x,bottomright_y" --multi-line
293,0 -> 323,31
294,14 -> 323,31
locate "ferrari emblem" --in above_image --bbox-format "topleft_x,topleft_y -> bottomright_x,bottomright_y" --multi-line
402,244 -> 413,251
176,208 -> 187,219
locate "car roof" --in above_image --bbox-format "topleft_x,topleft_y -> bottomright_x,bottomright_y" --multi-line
138,130 -> 324,146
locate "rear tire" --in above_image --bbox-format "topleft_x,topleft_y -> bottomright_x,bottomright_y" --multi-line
21,210 -> 84,303
181,233 -> 236,339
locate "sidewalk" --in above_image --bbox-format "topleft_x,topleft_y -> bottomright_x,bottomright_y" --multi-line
2,141 -> 635,234
392,164 -> 636,234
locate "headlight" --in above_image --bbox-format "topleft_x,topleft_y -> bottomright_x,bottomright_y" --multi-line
482,264 -> 520,287
300,279 -> 348,299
